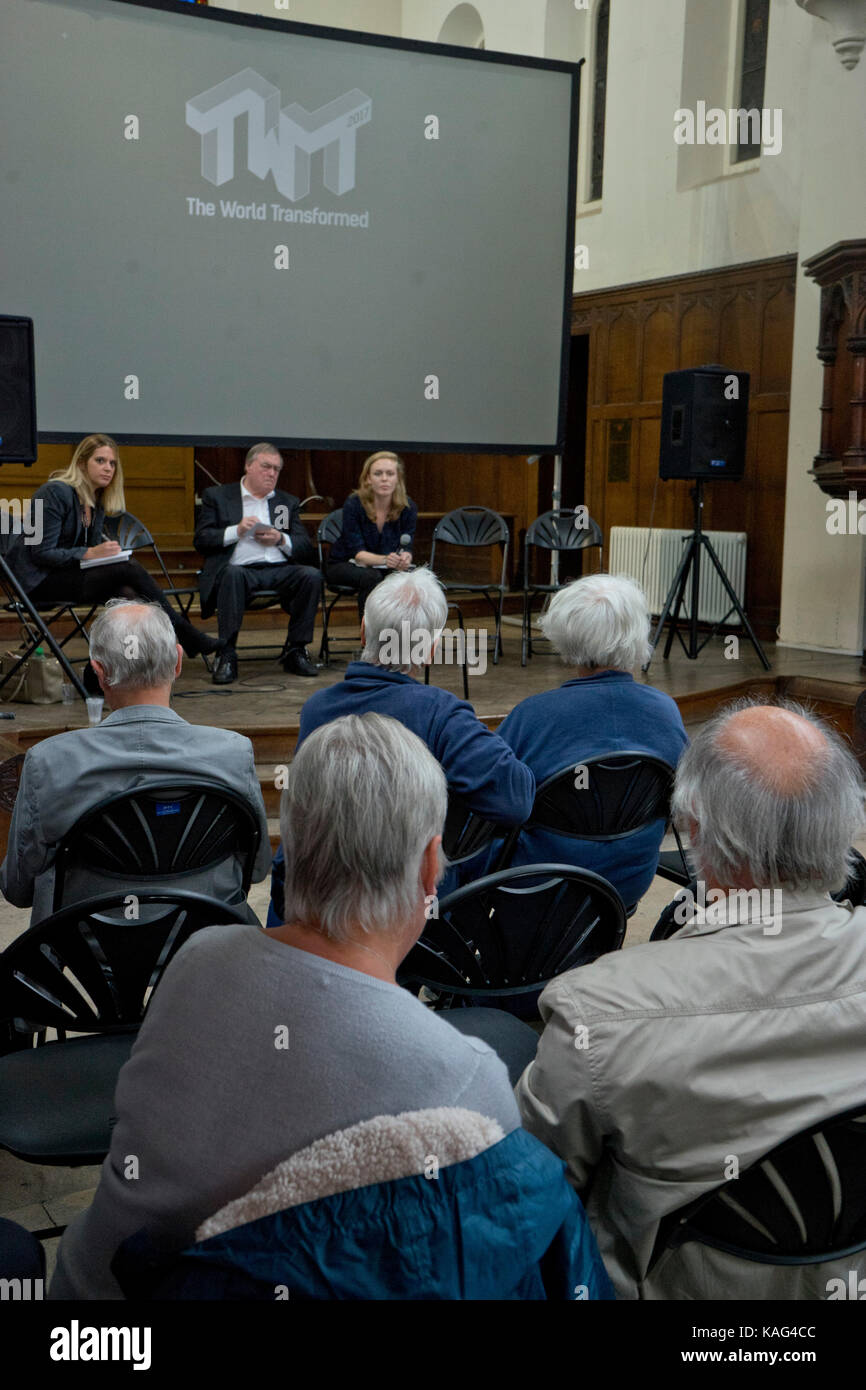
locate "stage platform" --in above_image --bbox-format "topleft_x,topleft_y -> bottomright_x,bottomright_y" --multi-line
2,618 -> 864,853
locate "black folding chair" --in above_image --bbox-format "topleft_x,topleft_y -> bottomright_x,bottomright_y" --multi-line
494,752 -> 688,914
103,510 -> 198,618
0,892 -> 250,1221
441,790 -> 503,868
423,599 -> 470,700
648,1103 -> 866,1280
317,508 -> 358,666
398,863 -> 626,1009
51,780 -> 262,914
0,531 -> 90,699
521,509 -> 603,666
429,506 -> 509,664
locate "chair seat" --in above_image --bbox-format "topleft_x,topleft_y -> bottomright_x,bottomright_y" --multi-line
656,848 -> 691,885
441,1007 -> 539,1086
0,1032 -> 136,1164
440,581 -> 505,591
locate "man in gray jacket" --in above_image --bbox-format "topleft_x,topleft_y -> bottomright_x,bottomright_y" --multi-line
0,600 -> 271,924
517,699 -> 866,1299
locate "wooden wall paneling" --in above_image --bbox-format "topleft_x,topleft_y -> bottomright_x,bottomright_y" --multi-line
606,308 -> 640,403
718,287 -> 759,373
679,295 -> 719,368
640,301 -> 675,402
759,282 -> 796,393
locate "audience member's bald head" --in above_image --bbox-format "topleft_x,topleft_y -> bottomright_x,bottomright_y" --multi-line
673,700 -> 864,892
715,705 -> 827,797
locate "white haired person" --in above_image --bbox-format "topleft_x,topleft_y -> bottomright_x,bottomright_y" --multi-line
0,599 -> 270,924
265,566 -> 534,922
516,701 -> 866,1300
485,573 -> 687,908
50,714 -> 552,1301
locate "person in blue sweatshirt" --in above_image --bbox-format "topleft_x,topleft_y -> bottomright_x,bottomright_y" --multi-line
486,573 -> 688,911
266,566 -> 534,924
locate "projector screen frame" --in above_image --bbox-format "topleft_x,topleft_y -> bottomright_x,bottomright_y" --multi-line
27,0 -> 582,456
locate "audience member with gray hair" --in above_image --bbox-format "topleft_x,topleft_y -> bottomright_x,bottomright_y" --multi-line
1,599 -> 270,924
483,573 -> 687,908
51,714 -> 525,1300
517,699 -> 866,1300
265,567 -> 534,923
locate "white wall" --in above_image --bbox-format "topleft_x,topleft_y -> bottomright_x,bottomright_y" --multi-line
777,16 -> 866,653
213,0 -> 402,35
571,0 -> 808,291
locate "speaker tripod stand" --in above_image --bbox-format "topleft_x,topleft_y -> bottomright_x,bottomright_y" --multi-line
643,481 -> 770,672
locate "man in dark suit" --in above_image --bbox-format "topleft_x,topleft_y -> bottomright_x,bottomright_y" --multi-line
194,443 -> 323,683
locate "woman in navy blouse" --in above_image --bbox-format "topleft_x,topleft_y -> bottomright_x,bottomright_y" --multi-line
327,451 -> 418,616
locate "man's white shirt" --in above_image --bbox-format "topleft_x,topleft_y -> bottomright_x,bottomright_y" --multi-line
224,485 -> 293,566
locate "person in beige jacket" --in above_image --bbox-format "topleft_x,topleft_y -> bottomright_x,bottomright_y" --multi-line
516,699 -> 866,1300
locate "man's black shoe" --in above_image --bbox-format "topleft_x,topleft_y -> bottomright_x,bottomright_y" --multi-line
281,647 -> 318,677
212,647 -> 238,684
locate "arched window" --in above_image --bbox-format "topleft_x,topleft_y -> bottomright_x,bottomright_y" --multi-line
438,4 -> 485,50
733,0 -> 770,163
589,0 -> 609,202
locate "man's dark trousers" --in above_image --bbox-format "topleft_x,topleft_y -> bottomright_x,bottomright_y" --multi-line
216,561 -> 322,648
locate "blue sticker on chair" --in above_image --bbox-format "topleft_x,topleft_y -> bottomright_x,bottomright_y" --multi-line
155,802 -> 182,816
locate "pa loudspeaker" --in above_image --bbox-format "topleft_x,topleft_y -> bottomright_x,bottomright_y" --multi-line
0,316 -> 37,464
659,365 -> 749,481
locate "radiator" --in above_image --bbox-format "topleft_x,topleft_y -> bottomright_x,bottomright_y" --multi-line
608,527 -> 747,624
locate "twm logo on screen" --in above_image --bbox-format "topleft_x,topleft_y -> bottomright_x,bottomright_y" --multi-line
186,68 -> 372,201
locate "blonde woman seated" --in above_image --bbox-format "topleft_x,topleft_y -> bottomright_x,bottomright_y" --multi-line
326,450 -> 418,616
8,434 -> 219,657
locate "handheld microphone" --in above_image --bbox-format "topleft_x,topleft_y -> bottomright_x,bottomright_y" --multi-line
399,534 -> 411,549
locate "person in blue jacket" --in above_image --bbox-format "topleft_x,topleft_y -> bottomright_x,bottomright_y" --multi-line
484,573 -> 688,911
112,1106 -> 615,1302
326,450 -> 418,617
267,566 -> 535,924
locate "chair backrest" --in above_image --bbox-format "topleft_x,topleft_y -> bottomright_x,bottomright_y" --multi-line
650,1103 -> 866,1271
0,890 -> 250,1048
398,863 -> 626,998
430,507 -> 509,590
52,780 -> 262,911
442,791 -> 501,867
104,510 -> 174,587
317,508 -> 344,567
529,752 -> 675,843
432,506 -> 509,549
525,509 -> 603,554
0,752 -> 25,813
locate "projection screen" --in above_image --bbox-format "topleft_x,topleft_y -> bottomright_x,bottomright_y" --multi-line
0,0 -> 580,451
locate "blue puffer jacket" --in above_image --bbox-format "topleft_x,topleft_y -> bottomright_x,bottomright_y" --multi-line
114,1116 -> 614,1301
